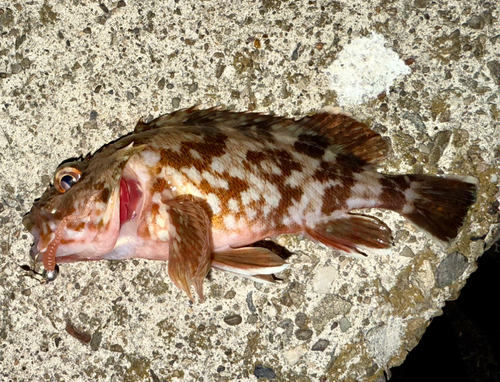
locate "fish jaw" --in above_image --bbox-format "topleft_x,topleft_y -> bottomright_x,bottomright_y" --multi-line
23,142 -> 147,268
25,189 -> 121,263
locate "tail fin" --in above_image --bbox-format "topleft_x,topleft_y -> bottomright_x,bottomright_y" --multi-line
396,174 -> 477,243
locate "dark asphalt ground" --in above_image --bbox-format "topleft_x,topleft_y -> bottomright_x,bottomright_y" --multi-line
391,241 -> 500,382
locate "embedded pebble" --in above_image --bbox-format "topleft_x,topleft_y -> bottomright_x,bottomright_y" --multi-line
487,61 -> 500,84
283,345 -> 307,365
109,344 -> 124,353
90,332 -> 102,351
312,339 -> 330,351
246,291 -> 256,313
295,312 -> 308,328
254,364 -> 276,379
278,318 -> 292,328
247,314 -> 258,324
339,317 -> 351,332
436,252 -> 469,288
312,266 -> 336,293
418,144 -> 430,154
400,246 -> 415,258
171,97 -> 181,108
295,328 -> 313,340
223,314 -> 242,326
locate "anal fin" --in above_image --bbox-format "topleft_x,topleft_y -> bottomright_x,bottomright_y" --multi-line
212,247 -> 289,283
305,214 -> 393,256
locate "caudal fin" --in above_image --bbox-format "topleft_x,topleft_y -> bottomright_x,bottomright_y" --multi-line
397,174 -> 477,243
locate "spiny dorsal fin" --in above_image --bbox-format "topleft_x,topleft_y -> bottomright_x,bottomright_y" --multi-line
135,107 -> 389,164
134,106 -> 292,133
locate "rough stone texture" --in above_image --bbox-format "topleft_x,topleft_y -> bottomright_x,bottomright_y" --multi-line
0,1 -> 499,381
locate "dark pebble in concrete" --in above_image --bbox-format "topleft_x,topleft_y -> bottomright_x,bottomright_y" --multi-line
295,312 -> 308,328
90,332 -> 102,351
295,328 -> 313,340
224,314 -> 242,326
312,339 -> 330,351
436,252 -> 469,288
487,60 -> 500,84
254,364 -> 276,379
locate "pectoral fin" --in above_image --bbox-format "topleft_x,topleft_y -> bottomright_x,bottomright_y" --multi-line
166,195 -> 212,302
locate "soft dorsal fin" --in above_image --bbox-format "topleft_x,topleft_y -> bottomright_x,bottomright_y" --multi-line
292,112 -> 389,164
134,107 -> 389,164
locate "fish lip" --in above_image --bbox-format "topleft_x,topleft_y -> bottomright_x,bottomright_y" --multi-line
119,175 -> 143,226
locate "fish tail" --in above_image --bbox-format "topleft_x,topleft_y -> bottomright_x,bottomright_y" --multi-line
386,174 -> 477,243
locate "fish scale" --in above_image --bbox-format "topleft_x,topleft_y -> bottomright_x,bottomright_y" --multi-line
23,107 -> 477,301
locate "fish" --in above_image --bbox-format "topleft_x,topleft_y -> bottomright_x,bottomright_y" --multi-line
23,107 -> 477,301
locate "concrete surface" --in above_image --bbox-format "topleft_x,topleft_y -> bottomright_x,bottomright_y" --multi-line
0,0 -> 499,381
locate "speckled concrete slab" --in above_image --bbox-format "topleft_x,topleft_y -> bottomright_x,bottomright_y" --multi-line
1,1 -> 499,381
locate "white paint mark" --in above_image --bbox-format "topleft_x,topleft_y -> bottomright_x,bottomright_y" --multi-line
325,33 -> 411,106
247,172 -> 265,190
156,203 -> 169,228
240,190 -> 261,206
48,221 -> 58,232
402,204 -> 414,214
260,160 -> 282,175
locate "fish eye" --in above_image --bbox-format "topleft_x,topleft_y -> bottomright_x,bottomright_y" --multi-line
54,167 -> 82,193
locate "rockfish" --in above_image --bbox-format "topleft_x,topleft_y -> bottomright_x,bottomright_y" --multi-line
23,108 -> 477,301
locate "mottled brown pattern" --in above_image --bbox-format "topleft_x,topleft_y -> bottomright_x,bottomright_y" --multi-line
294,133 -> 329,159
268,180 -> 304,229
322,185 -> 347,215
379,176 -> 409,210
197,175 -> 254,229
152,177 -> 167,194
313,154 -> 364,183
159,129 -> 228,173
246,149 -> 302,177
24,107 -> 477,298
150,203 -> 160,216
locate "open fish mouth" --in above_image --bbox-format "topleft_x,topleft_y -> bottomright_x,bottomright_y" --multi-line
119,176 -> 143,226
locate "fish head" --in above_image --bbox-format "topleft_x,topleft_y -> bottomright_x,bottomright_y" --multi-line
23,140 -> 145,268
